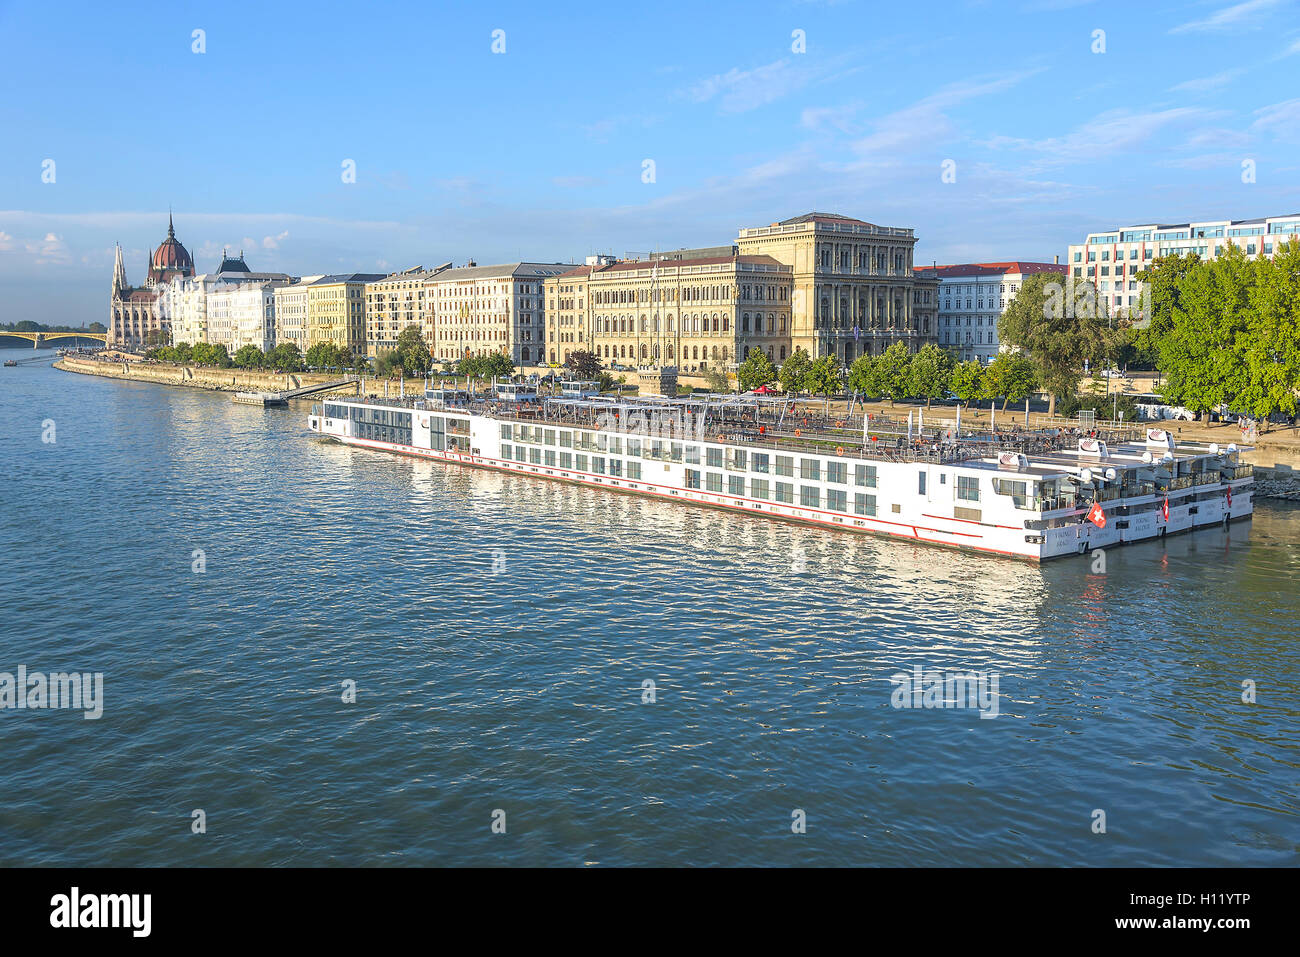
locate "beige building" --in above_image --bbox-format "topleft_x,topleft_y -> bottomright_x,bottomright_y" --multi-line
544,250 -> 794,371
304,273 -> 385,355
735,212 -> 933,362
207,280 -> 289,353
364,266 -> 450,355
425,262 -> 570,366
272,277 -> 322,353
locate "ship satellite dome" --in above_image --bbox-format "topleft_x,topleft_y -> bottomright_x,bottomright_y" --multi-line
1227,443 -> 1238,452
1080,468 -> 1093,483
1209,443 -> 1220,454
1142,451 -> 1153,464
1104,467 -> 1117,481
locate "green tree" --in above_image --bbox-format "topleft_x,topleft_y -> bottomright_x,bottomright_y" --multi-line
980,353 -> 1038,410
847,353 -> 880,397
1154,245 -> 1253,421
904,343 -> 953,407
872,341 -> 912,406
267,343 -> 303,372
737,349 -> 777,390
564,350 -> 602,379
395,325 -> 432,377
703,367 -> 730,392
778,348 -> 812,393
803,355 -> 843,396
1238,240 -> 1300,420
482,352 -> 515,379
998,272 -> 1116,416
950,360 -> 984,408
233,345 -> 265,369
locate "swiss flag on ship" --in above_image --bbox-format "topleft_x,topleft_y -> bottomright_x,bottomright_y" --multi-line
1227,487 -> 1233,508
1087,501 -> 1107,529
1161,497 -> 1170,522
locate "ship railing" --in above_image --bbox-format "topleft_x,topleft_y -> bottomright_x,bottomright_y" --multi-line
1222,464 -> 1254,480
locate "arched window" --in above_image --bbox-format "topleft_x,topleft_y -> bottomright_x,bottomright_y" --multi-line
711,345 -> 719,360
721,346 -> 729,361
521,347 -> 530,361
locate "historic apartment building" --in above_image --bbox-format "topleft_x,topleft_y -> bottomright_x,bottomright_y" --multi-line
304,274 -> 386,355
923,261 -> 1067,364
207,279 -> 290,353
543,250 -> 794,371
364,265 -> 451,355
735,212 -> 933,363
425,262 -> 570,366
1067,213 -> 1300,315
163,251 -> 290,347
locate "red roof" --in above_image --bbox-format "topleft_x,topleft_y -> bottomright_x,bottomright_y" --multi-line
914,261 -> 1067,279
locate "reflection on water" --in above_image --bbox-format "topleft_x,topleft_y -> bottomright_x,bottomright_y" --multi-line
1,349 -> 1297,866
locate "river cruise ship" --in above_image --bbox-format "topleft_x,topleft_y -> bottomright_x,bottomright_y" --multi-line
308,390 -> 1253,561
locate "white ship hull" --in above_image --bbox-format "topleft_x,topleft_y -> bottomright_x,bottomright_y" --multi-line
308,397 -> 1253,562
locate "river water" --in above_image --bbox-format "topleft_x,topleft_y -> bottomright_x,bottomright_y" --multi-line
1,348 -> 1297,866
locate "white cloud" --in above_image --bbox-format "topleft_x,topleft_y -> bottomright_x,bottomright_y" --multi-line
1251,98 -> 1300,139
262,230 -> 289,249
685,55 -> 861,114
982,108 -> 1211,166
1170,0 -> 1286,34
1169,69 -> 1244,92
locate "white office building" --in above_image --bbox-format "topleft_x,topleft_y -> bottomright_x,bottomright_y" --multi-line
1067,213 -> 1300,315
207,280 -> 289,353
923,261 -> 1067,364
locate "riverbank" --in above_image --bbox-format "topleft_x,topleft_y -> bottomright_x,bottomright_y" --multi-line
55,355 -> 360,396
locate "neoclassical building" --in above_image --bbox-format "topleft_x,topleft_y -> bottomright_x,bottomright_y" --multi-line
735,212 -> 934,362
544,250 -> 794,371
108,215 -> 195,350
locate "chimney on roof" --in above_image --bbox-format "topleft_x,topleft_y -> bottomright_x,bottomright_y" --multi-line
1054,255 -> 1060,264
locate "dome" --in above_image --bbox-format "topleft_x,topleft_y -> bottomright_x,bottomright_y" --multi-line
147,214 -> 194,282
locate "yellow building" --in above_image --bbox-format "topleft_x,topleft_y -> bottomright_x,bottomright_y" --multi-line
305,273 -> 384,354
735,212 -> 932,362
544,251 -> 793,372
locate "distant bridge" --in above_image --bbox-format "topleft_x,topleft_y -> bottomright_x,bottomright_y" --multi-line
0,331 -> 107,347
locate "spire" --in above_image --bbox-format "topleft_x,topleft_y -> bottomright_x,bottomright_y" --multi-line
168,208 -> 175,239
112,243 -> 129,296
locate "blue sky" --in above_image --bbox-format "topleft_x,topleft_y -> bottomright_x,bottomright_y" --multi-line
2,0 -> 1298,326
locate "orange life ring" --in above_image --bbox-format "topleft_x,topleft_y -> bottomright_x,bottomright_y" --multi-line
717,434 -> 726,443
794,429 -> 802,437
836,446 -> 845,456
836,420 -> 845,428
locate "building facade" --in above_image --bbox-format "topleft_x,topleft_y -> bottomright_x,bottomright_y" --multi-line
108,215 -> 196,350
304,274 -> 386,355
364,266 -> 449,356
162,251 -> 290,347
426,262 -> 569,366
924,262 -> 1067,364
207,280 -> 288,353
735,212 -> 932,363
1067,213 -> 1300,316
544,251 -> 794,372
272,277 -> 322,353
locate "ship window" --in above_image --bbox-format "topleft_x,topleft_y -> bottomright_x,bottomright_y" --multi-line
775,482 -> 794,504
609,459 -> 623,477
957,475 -> 980,501
727,448 -> 747,471
576,454 -> 588,471
750,479 -> 770,500
752,453 -> 770,474
706,472 -> 723,492
800,459 -> 821,481
501,424 -> 514,440
627,438 -> 642,457
728,475 -> 745,496
608,436 -> 622,455
854,493 -> 877,517
707,447 -> 724,468
501,443 -> 512,459
559,452 -> 572,469
530,447 -> 542,465
685,445 -> 701,464
775,456 -> 794,477
855,464 -> 877,488
560,431 -> 573,448
627,461 -> 642,480
545,450 -> 556,467
918,472 -> 927,495
545,429 -> 556,445
592,457 -> 605,474
826,462 -> 847,484
827,489 -> 847,512
800,486 -> 821,508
